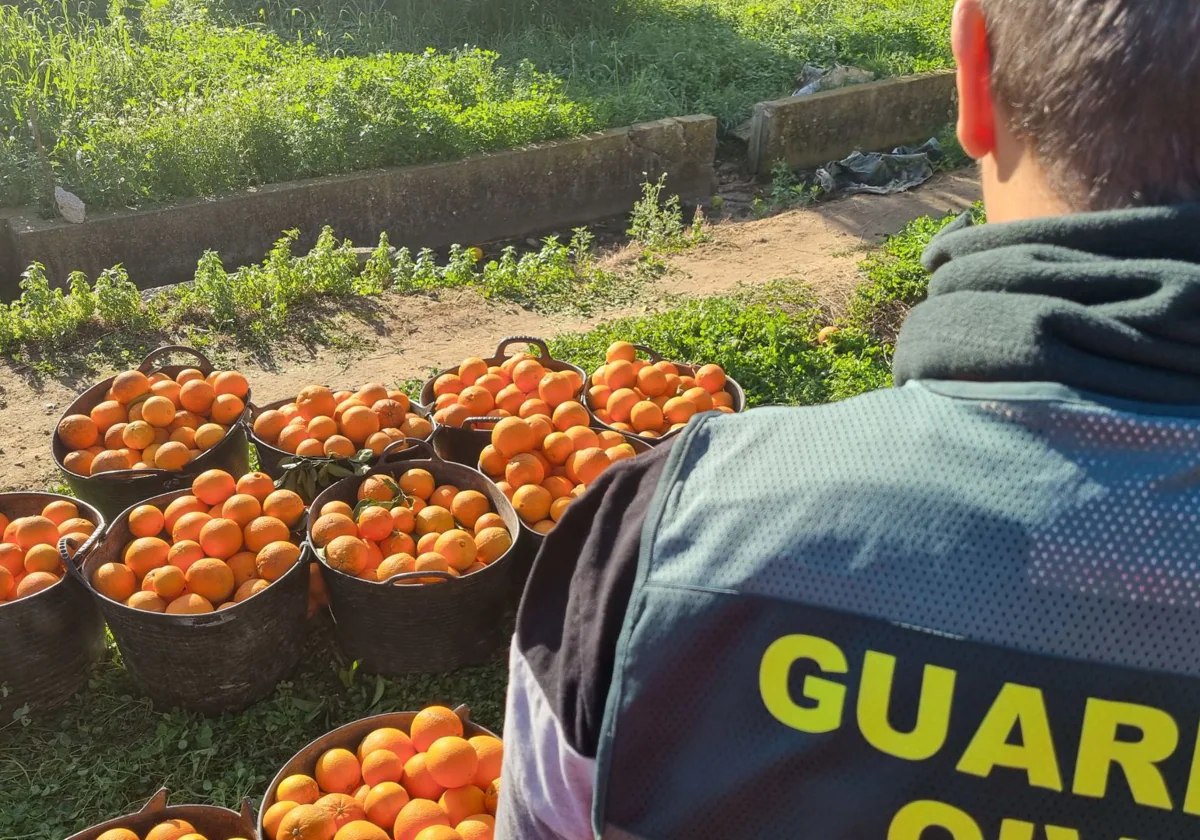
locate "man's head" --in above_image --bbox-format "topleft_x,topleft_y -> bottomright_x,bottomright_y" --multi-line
954,0 -> 1200,222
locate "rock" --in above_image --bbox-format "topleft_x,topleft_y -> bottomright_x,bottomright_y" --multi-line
55,187 -> 86,224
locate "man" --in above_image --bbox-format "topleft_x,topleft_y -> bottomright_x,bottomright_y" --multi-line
498,1 -> 1200,837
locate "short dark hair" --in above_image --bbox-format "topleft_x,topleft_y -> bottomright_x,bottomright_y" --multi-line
983,0 -> 1200,211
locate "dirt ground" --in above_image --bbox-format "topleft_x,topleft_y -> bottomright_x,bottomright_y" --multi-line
0,171 -> 979,493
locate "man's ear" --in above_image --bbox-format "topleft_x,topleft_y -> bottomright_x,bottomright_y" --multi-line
953,0 -> 998,160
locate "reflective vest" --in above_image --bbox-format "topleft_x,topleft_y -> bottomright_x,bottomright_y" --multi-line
595,381 -> 1200,839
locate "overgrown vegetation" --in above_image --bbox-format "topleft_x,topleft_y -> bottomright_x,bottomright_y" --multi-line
0,177 -> 697,363
2,0 -> 954,211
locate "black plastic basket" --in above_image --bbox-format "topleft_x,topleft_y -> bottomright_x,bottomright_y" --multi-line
583,343 -> 746,445
74,490 -> 309,714
53,346 -> 251,521
65,788 -> 256,840
309,439 -> 522,675
0,492 -> 106,716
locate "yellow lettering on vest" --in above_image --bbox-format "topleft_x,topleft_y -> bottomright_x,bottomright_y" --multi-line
956,684 -> 1063,791
858,650 -> 956,761
997,820 -> 1080,840
759,635 -> 848,734
1183,720 -> 1200,816
887,800 -> 983,840
1073,698 -> 1178,810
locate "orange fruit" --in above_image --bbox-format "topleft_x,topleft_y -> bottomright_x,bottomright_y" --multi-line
193,469 -> 236,506
542,476 -> 575,501
39,502 -> 75,530
192,423 -> 226,450
637,365 -> 668,397
104,422 -> 129,450
505,453 -> 544,488
469,736 -> 503,788
200,517 -> 243,559
630,401 -> 664,433
399,469 -> 435,501
663,396 -> 696,425
124,536 -> 170,578
277,804 -> 337,840
235,578 -> 270,602
166,593 -> 214,615
90,400 -> 127,434
550,497 -> 572,522
474,528 -> 511,565
321,500 -> 354,518
399,415 -> 433,439
683,386 -> 714,413
358,727 -> 416,764
375,553 -> 414,582
433,374 -> 465,398
417,532 -> 441,555
478,445 -> 506,478
245,516 -> 291,552
474,374 -> 505,397
355,383 -> 388,407
16,571 -> 58,599
226,550 -> 258,587
410,706 -> 463,752
427,484 -> 457,510
433,530 -> 477,572
606,360 -> 637,391
361,749 -> 405,786
148,564 -> 186,599
440,785 -> 486,827
257,540 -> 301,581
297,386 -> 336,421
517,399 -> 550,420
537,372 -> 574,408
163,495 -> 205,533
211,370 -> 249,398
456,386 -> 494,416
141,395 -> 178,429
607,443 -> 638,464
0,566 -> 13,601
56,516 -> 94,538
712,390 -> 734,409
313,514 -> 358,548
333,821 -> 388,840
494,385 -> 524,416
386,508 -> 416,538
326,536 -> 369,576
455,815 -> 494,840
179,379 -> 216,414
58,414 -> 99,449
550,401 -> 588,432
358,476 -> 397,503
605,341 -> 636,363
491,418 -> 536,458
393,799 -> 450,840
172,511 -> 212,544
415,506 -> 454,536
484,780 -> 499,815
129,504 -> 165,538
278,774 -> 321,806
175,368 -> 204,385
449,491 -> 490,530
186,558 -> 235,603
63,450 -> 95,475
458,358 -> 488,386
587,384 -> 612,411
696,363 -> 727,393
423,739 -> 476,792
152,441 -> 189,470
90,449 -> 133,474
316,794 -> 366,831
145,819 -> 196,840
364,783 -> 409,830
567,448 -> 609,486
93,562 -> 136,602
606,389 -> 639,423
221,494 -> 262,528
413,552 -> 449,582
356,507 -> 393,542
341,406 -> 381,445
97,829 -> 139,840
494,481 -> 514,501
235,471 -> 275,501
264,489 -> 305,528
412,828 -> 461,840
307,415 -> 338,442
255,410 -> 288,444
264,801 -> 301,840
111,370 -> 151,405
510,359 -> 544,393
126,590 -> 167,612
316,749 -> 362,795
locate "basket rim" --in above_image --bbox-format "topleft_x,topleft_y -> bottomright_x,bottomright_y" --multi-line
307,448 -> 521,588
0,491 -> 105,608
583,350 -> 746,444
247,390 -> 434,464
258,707 -> 498,833
418,335 -> 586,409
52,356 -> 252,481
78,487 -> 310,622
65,788 -> 254,840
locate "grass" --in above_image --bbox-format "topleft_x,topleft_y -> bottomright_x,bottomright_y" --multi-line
2,0 -> 955,211
0,204 -> 970,839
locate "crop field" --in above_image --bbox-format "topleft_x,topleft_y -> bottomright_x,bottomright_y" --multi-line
1,0 -> 954,211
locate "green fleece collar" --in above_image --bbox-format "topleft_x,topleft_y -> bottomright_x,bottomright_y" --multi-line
892,205 -> 1200,404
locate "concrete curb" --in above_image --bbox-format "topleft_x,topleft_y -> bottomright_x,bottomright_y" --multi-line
0,115 -> 717,297
748,71 -> 958,178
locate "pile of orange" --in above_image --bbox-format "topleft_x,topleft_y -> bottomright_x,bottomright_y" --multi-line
57,368 -> 250,476
428,353 -> 582,429
254,385 -> 431,458
91,469 -> 306,614
586,342 -> 733,438
0,500 -> 94,603
311,474 -> 512,584
96,823 -> 250,840
264,706 -> 501,840
479,415 -> 638,534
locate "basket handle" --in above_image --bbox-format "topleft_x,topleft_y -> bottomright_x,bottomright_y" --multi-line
238,798 -> 255,827
137,345 -> 214,373
459,416 -> 504,429
380,570 -> 458,585
453,704 -> 472,724
630,343 -> 665,363
380,437 -> 438,465
58,535 -> 87,585
494,335 -> 553,361
137,789 -> 170,815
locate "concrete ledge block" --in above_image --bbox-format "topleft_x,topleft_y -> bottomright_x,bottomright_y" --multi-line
0,115 -> 718,297
748,71 -> 958,178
